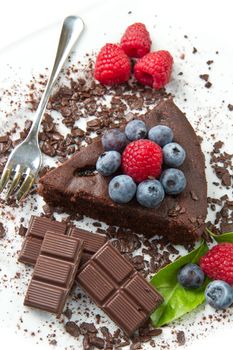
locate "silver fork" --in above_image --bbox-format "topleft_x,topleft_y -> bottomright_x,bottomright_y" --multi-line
0,15 -> 84,201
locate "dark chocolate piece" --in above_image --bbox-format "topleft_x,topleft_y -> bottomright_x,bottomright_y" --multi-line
24,231 -> 83,315
38,100 -> 207,244
18,216 -> 67,265
76,242 -> 163,336
68,227 -> 107,266
18,216 -> 107,267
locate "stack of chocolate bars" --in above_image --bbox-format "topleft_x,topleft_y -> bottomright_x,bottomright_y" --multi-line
19,216 -> 163,336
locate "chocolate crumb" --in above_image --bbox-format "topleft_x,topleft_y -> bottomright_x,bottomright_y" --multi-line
199,74 -> 209,82
0,222 -> 5,238
83,334 -> 90,350
205,81 -> 212,89
18,224 -> 27,237
63,308 -> 72,319
0,135 -> 9,143
89,336 -> 105,349
80,322 -> 97,335
227,104 -> 233,111
190,191 -> 199,201
176,331 -> 186,345
65,321 -> 80,337
146,329 -> 162,336
222,173 -> 231,187
130,343 -> 142,350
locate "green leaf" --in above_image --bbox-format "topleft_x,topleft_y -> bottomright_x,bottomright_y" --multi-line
207,228 -> 233,243
150,241 -> 209,327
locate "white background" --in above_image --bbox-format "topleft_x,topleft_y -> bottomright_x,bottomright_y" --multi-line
0,0 -> 233,349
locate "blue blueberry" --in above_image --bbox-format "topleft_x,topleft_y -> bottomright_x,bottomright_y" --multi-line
108,175 -> 136,204
163,142 -> 186,167
136,180 -> 164,208
102,129 -> 127,152
148,125 -> 173,146
160,168 -> 186,195
96,151 -> 121,176
125,119 -> 147,141
205,280 -> 233,310
177,263 -> 205,289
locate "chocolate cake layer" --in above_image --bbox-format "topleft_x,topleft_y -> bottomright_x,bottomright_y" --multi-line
38,99 -> 207,244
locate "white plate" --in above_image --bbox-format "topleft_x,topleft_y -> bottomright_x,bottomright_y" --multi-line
0,1 -> 233,349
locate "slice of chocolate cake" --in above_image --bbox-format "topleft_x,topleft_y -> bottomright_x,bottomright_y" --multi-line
38,99 -> 207,244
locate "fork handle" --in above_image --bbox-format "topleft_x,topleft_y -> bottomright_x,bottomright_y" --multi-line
27,15 -> 85,140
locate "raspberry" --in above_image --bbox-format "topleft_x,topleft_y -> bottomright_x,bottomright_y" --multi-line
200,243 -> 233,284
122,139 -> 163,183
120,22 -> 151,58
134,50 -> 173,89
94,43 -> 131,85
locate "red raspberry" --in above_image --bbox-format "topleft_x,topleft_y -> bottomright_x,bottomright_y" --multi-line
134,50 -> 173,89
120,22 -> 151,58
122,139 -> 163,183
94,43 -> 131,85
200,243 -> 233,284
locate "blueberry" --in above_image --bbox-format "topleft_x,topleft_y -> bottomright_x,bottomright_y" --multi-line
160,168 -> 186,195
102,129 -> 127,152
163,142 -> 186,167
148,125 -> 173,146
177,263 -> 205,289
205,280 -> 233,310
136,180 -> 164,208
108,175 -> 136,204
125,119 -> 147,141
96,151 -> 121,176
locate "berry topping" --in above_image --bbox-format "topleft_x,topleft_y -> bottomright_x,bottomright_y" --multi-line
148,125 -> 173,146
125,119 -> 147,141
200,243 -> 233,284
120,22 -> 151,58
205,280 -> 233,310
163,142 -> 186,167
94,44 -> 131,85
108,175 -> 136,204
96,151 -> 121,176
160,168 -> 186,195
122,139 -> 163,183
102,129 -> 127,152
136,180 -> 164,208
134,50 -> 173,89
177,263 -> 205,289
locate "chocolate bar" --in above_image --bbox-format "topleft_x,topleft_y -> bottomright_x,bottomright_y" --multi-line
68,227 -> 107,266
24,231 -> 83,315
18,216 -> 67,265
18,216 -> 107,267
77,242 -> 163,336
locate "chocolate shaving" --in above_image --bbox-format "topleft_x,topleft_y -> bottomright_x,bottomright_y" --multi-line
176,331 -> 186,346
0,222 -> 5,238
65,321 -> 80,337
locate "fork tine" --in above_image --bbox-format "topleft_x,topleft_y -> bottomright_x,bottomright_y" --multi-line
0,166 -> 12,193
6,165 -> 24,199
16,170 -> 35,201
